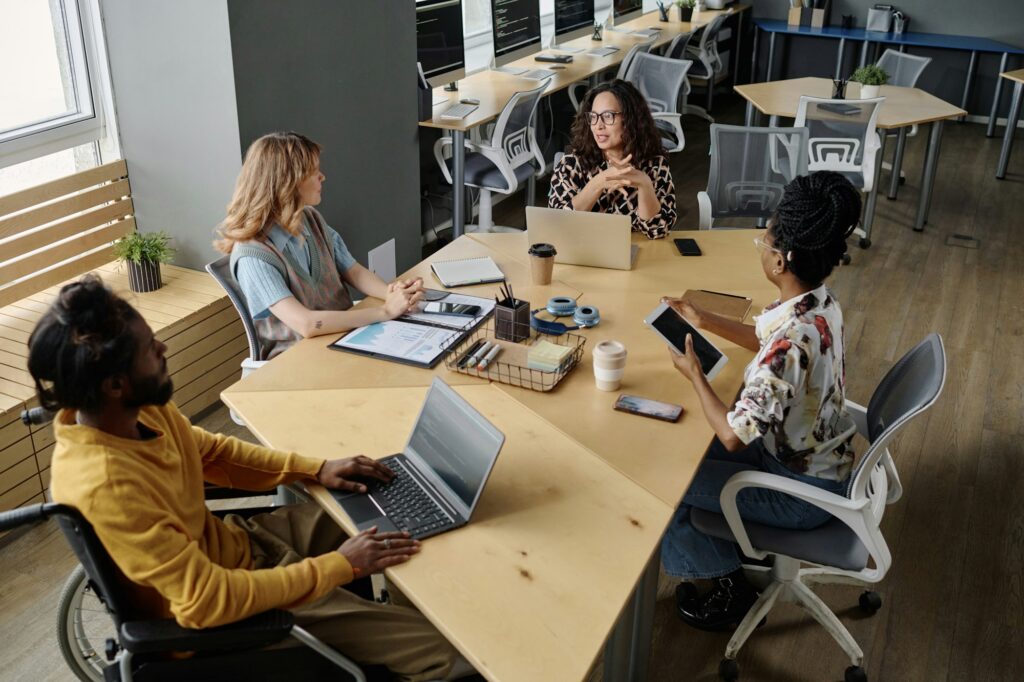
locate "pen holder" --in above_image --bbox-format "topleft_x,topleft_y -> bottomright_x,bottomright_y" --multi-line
657,4 -> 669,21
592,24 -> 603,41
418,88 -> 433,121
495,298 -> 530,343
832,79 -> 848,99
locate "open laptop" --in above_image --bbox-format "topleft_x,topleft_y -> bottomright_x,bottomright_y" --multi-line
525,206 -> 639,270
331,378 -> 505,540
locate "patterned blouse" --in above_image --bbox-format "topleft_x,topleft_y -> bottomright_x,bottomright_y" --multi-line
547,153 -> 677,239
727,285 -> 854,482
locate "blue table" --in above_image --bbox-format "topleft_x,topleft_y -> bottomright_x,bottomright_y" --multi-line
751,18 -> 1024,136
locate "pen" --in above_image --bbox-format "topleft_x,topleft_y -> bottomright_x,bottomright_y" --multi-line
477,345 -> 502,371
468,341 -> 492,367
457,339 -> 486,369
699,289 -> 749,300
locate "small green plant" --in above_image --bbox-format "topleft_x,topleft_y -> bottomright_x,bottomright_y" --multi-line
850,65 -> 889,86
113,231 -> 175,264
676,0 -> 696,8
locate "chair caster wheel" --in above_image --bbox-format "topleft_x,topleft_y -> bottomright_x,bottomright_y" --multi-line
845,665 -> 867,682
899,175 -> 906,186
859,591 -> 882,615
841,252 -> 852,265
675,581 -> 698,604
859,238 -> 871,249
719,658 -> 739,681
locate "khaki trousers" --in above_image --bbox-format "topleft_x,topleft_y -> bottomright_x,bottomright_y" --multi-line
226,503 -> 458,682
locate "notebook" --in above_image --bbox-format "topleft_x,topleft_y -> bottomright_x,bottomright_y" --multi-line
430,257 -> 505,287
681,289 -> 753,322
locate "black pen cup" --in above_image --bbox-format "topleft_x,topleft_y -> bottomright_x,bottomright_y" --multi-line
495,298 -> 530,343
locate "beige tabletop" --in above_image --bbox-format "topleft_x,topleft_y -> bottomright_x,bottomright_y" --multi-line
734,77 -> 967,129
1001,68 -> 1024,85
222,383 -> 672,682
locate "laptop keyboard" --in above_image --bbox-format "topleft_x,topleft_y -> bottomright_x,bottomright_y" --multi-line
369,461 -> 453,537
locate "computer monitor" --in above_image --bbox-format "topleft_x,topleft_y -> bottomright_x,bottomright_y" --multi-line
417,0 -> 466,90
491,0 -> 542,68
553,0 -> 595,46
612,0 -> 643,25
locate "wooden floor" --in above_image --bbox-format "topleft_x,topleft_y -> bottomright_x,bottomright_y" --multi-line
1,96 -> 1022,682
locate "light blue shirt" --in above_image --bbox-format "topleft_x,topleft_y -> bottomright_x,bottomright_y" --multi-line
234,216 -> 357,320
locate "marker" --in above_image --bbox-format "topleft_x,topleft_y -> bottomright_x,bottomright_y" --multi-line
477,345 -> 502,371
457,339 -> 486,369
468,341 -> 492,368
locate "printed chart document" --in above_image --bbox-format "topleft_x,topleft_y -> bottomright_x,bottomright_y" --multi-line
402,292 -> 497,330
330,321 -> 460,368
430,256 -> 505,287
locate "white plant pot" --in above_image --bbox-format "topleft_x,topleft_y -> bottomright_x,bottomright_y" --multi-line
860,84 -> 880,99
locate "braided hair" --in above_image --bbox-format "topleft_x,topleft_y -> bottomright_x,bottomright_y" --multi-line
771,171 -> 861,286
28,275 -> 141,412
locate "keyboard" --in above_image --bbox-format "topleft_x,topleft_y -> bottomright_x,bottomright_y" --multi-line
493,65 -> 528,75
586,46 -> 620,57
631,28 -> 661,38
369,459 -> 454,538
440,102 -> 479,120
520,68 -> 555,80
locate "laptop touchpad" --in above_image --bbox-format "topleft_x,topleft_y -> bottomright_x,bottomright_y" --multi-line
339,494 -> 400,533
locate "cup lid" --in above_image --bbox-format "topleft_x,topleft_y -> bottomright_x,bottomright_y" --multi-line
529,242 -> 557,257
593,340 -> 627,359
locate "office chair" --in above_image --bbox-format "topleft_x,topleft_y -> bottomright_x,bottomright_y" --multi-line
875,49 -> 932,189
663,30 -> 711,124
690,334 -> 947,682
567,41 -> 654,112
434,84 -> 546,233
697,124 -> 809,229
683,13 -> 729,116
624,52 -> 692,153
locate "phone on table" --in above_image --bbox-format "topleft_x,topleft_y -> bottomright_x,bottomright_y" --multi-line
614,394 -> 683,423
643,302 -> 729,380
674,238 -> 702,256
423,302 -> 482,317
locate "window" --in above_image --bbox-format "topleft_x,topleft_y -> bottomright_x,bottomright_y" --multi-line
0,0 -> 107,173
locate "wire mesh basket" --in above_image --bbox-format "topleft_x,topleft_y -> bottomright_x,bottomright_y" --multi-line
442,320 -> 586,392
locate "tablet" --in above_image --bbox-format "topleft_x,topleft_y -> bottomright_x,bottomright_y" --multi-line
643,302 -> 728,381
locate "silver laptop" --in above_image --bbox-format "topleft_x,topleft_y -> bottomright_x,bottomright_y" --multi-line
331,378 -> 505,540
526,206 -> 639,270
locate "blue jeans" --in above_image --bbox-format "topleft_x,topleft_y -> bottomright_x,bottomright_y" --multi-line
661,438 -> 848,579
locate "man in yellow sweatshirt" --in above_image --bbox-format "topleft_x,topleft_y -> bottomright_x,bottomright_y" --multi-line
29,275 -> 459,681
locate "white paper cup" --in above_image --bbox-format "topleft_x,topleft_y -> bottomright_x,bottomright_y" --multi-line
593,340 -> 627,390
594,365 -> 625,391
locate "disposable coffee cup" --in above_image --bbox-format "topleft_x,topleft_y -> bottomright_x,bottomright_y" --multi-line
528,242 -> 557,285
593,340 -> 627,391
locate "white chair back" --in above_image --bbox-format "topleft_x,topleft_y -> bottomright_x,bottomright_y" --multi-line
876,49 -> 931,88
795,96 -> 885,191
625,52 -> 691,115
615,41 -> 654,80
488,83 -> 546,171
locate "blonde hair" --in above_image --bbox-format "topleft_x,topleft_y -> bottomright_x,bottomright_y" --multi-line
215,132 -> 321,253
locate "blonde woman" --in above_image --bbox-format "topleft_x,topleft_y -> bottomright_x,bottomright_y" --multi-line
216,132 -> 423,360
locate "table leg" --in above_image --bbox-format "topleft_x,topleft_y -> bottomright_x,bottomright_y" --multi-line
767,33 -> 776,82
451,129 -> 466,239
887,128 -> 908,200
733,11 -> 744,86
860,132 -> 887,248
604,547 -> 660,682
745,101 -> 754,127
916,121 -> 944,231
834,38 -> 846,81
996,81 -> 1023,180
960,50 -> 977,123
750,27 -> 760,83
987,53 -> 1010,138
769,115 -> 779,127
859,40 -> 869,69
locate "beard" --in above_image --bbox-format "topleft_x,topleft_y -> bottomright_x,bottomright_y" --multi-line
124,373 -> 174,408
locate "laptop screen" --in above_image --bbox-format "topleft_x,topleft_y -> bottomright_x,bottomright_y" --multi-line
406,379 -> 505,511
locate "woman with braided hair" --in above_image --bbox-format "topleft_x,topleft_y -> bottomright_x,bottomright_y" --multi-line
659,171 -> 861,631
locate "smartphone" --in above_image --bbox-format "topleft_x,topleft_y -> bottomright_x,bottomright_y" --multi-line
674,238 -> 702,256
423,302 -> 482,317
643,302 -> 728,380
614,394 -> 683,423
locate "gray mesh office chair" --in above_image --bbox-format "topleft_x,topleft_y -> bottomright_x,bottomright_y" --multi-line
691,334 -> 946,682
434,84 -> 546,232
664,30 -> 711,124
684,13 -> 728,115
875,49 -> 932,191
624,52 -> 692,153
795,96 -> 885,193
697,124 -> 809,229
567,41 -> 654,112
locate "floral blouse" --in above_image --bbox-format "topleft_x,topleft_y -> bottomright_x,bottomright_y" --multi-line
727,285 -> 854,482
547,153 -> 677,239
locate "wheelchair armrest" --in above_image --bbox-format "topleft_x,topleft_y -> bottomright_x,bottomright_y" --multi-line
119,610 -> 294,654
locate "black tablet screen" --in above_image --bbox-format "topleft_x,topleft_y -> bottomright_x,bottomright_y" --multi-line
652,309 -> 723,375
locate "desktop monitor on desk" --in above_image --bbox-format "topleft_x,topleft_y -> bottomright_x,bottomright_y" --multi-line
491,0 -> 542,67
417,0 -> 466,89
611,0 -> 643,25
552,0 -> 595,46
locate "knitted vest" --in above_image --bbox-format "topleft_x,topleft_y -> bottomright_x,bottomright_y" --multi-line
230,208 -> 353,361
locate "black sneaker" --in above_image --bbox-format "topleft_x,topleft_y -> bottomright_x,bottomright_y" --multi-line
676,576 -> 759,632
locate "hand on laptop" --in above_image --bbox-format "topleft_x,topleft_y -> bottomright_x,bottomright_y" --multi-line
338,526 -> 421,577
317,455 -> 395,493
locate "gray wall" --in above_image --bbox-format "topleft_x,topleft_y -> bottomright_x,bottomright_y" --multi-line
101,0 -> 242,270
751,1 -> 1024,118
226,0 -> 422,275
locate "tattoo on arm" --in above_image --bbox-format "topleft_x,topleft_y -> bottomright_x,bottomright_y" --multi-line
315,320 -> 323,330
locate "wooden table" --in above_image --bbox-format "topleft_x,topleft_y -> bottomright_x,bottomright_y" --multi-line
419,6 -> 750,239
996,69 -> 1024,179
734,77 -> 966,244
223,229 -> 772,682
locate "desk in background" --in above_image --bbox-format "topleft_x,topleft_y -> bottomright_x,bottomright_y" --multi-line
996,69 -> 1024,179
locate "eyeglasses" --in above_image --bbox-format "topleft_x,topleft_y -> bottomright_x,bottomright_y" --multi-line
585,110 -> 621,126
753,237 -> 782,255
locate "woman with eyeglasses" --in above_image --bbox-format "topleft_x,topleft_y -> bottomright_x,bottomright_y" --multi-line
548,79 -> 676,239
659,171 -> 861,631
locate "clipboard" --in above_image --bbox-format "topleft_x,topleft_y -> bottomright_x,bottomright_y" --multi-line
682,289 -> 753,322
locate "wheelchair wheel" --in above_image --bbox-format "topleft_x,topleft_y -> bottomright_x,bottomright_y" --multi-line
56,565 -> 116,682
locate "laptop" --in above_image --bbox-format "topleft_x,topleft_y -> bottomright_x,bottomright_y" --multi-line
331,378 -> 505,540
525,206 -> 639,270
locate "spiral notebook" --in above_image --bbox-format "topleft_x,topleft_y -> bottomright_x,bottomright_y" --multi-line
430,257 -> 505,288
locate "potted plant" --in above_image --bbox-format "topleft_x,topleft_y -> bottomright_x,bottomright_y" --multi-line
850,64 -> 888,99
113,231 -> 175,293
676,0 -> 696,22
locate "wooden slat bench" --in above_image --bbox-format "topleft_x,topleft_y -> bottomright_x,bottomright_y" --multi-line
0,161 -> 247,516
